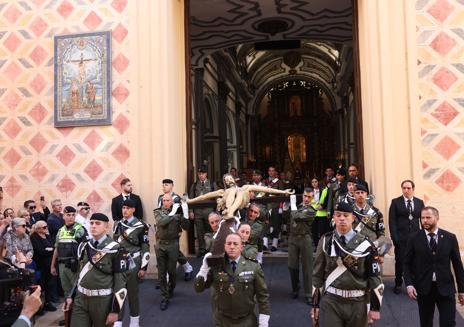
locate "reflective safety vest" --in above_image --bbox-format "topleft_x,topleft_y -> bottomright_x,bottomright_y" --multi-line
57,223 -> 84,259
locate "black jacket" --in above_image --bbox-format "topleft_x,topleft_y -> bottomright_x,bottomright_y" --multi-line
404,229 -> 464,296
111,193 -> 144,221
47,213 -> 64,244
30,233 -> 54,270
388,196 -> 424,243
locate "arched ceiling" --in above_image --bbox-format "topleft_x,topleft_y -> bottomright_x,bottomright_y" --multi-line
189,0 -> 353,67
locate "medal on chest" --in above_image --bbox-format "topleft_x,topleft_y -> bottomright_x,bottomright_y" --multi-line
228,284 -> 236,295
408,214 -> 413,221
92,251 -> 102,263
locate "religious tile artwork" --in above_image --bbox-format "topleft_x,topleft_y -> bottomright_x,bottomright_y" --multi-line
54,31 -> 112,127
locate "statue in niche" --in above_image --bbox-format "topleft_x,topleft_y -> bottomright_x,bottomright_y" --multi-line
289,95 -> 302,117
288,134 -> 307,164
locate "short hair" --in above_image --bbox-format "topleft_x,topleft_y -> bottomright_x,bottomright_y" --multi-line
421,206 -> 439,218
303,187 -> 313,194
208,211 -> 221,220
238,223 -> 250,229
230,167 -> 237,172
249,202 -> 261,212
23,200 -> 34,208
120,178 -> 131,186
225,232 -> 243,244
51,199 -> 61,207
401,179 -> 415,189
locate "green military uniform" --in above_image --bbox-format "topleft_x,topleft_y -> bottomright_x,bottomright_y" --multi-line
313,230 -> 384,327
189,179 -> 216,254
113,215 -> 149,321
55,223 -> 87,295
265,177 -> 283,245
352,204 -> 385,242
242,243 -> 258,260
288,202 -> 316,300
245,218 -> 264,258
70,235 -> 128,327
194,256 -> 270,326
204,232 -> 215,252
154,205 -> 190,303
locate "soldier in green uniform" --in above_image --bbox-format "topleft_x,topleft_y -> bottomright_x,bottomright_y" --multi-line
64,213 -> 128,327
243,203 -> 265,264
51,206 -> 87,297
238,223 -> 256,260
205,212 -> 221,252
154,193 -> 190,310
189,165 -> 217,257
112,199 -> 150,327
312,202 -> 384,327
352,184 -> 390,259
288,189 -> 317,305
194,233 -> 270,327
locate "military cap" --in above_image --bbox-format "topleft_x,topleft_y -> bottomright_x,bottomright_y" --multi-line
63,206 -> 76,213
122,198 -> 136,208
162,178 -> 174,184
346,177 -> 358,184
198,165 -> 208,173
355,184 -> 368,193
77,201 -> 90,207
334,202 -> 353,213
90,213 -> 109,222
336,168 -> 347,176
253,169 -> 263,176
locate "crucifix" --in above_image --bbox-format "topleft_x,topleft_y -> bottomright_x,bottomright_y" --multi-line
184,173 -> 295,268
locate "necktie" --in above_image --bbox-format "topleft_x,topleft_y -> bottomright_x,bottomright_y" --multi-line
339,235 -> 347,247
429,233 -> 437,253
231,261 -> 237,273
94,240 -> 99,248
407,199 -> 412,214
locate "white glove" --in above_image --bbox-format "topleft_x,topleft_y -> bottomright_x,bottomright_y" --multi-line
196,252 -> 212,281
169,203 -> 180,216
181,202 -> 189,219
290,194 -> 297,211
259,314 -> 270,327
256,252 -> 263,264
278,208 -> 283,214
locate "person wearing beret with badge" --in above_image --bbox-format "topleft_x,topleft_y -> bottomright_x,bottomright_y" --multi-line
194,233 -> 270,326
312,202 -> 384,327
63,213 -> 129,327
113,199 -> 150,327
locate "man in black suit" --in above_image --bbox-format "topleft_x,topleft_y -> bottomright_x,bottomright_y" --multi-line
404,206 -> 464,327
111,178 -> 144,221
388,179 -> 424,294
347,163 -> 369,193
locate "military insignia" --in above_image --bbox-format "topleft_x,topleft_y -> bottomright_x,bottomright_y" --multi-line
362,216 -> 370,223
123,231 -> 128,238
343,254 -> 358,269
379,285 -> 384,296
228,284 -> 236,295
118,292 -> 126,301
92,252 -> 102,263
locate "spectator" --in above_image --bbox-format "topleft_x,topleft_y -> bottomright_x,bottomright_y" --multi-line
75,201 -> 91,233
11,286 -> 42,327
17,209 -> 32,234
30,221 -> 58,311
347,163 -> 369,193
23,200 -> 45,225
4,218 -> 33,268
4,207 -> 15,220
47,199 -> 64,244
0,212 -> 10,248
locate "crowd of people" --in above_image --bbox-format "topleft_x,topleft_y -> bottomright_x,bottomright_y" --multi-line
1,163 -> 464,327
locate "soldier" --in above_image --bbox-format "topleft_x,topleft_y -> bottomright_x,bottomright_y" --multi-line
205,212 -> 221,252
189,165 -> 217,257
154,193 -> 190,310
288,189 -> 317,305
64,213 -> 128,327
352,184 -> 391,261
326,168 -> 347,220
51,206 -> 87,298
264,165 -> 284,252
113,199 -> 150,327
156,179 -> 193,281
194,233 -> 270,326
243,203 -> 265,264
312,202 -> 384,327
238,223 -> 255,259
338,177 -> 357,206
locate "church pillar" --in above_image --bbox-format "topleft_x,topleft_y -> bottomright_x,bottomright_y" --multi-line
235,100 -> 242,171
217,81 -> 230,174
194,68 -> 205,167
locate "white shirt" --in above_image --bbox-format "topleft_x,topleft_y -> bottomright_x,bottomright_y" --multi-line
403,196 -> 414,211
75,214 -> 90,234
313,188 -> 320,202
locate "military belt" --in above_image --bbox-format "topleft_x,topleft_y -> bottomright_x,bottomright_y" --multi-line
326,286 -> 365,298
78,285 -> 112,297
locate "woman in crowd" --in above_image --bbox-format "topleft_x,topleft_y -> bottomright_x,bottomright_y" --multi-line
3,218 -> 34,268
30,220 -> 57,311
17,209 -> 32,233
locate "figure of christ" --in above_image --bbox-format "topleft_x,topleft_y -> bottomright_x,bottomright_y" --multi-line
186,173 -> 294,267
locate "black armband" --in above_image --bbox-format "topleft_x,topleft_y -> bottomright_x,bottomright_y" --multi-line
370,284 -> 384,311
139,226 -> 149,244
113,248 -> 130,273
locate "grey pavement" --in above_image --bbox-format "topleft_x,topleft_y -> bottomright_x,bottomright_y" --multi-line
36,256 -> 464,326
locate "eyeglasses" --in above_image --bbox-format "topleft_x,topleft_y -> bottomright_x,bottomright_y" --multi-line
81,207 -> 90,210
28,206 -> 36,210
40,226 -> 48,230
17,225 -> 26,228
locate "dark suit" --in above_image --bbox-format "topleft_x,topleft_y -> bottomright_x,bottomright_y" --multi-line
404,229 -> 464,327
388,195 -> 424,286
111,193 -> 144,221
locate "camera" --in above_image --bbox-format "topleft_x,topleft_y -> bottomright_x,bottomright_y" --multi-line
0,263 -> 35,326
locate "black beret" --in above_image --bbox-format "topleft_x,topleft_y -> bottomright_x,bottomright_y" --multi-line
252,169 -> 262,176
122,199 -> 136,208
77,201 -> 89,207
90,213 -> 109,222
336,168 -> 347,176
346,177 -> 358,184
355,184 -> 368,193
162,179 -> 174,184
334,202 -> 353,213
63,206 -> 76,213
198,165 -> 208,173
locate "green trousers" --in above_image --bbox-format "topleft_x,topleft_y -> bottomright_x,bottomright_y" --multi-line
287,234 -> 313,297
71,292 -> 112,327
59,263 -> 78,296
320,293 -> 368,327
194,212 -> 210,252
155,239 -> 179,300
118,262 -> 141,319
213,311 -> 257,327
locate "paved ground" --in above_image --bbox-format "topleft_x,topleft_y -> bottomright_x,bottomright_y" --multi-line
36,256 -> 464,326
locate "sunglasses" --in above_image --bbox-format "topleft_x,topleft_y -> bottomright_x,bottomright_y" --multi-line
28,206 -> 36,210
17,224 -> 27,228
81,207 -> 90,210
40,226 -> 48,230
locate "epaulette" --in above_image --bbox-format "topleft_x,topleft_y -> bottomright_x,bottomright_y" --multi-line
244,256 -> 259,264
